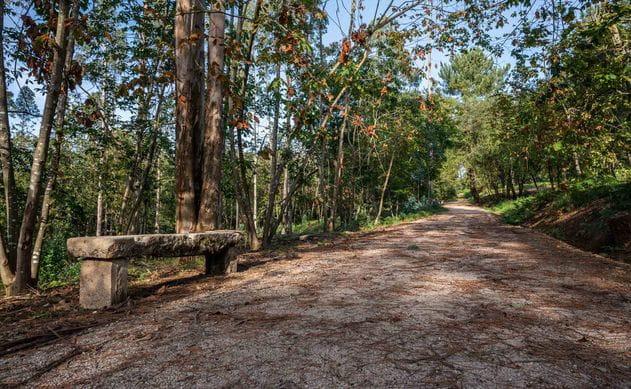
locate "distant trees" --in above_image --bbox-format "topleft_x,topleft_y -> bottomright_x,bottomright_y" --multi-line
439,1 -> 630,202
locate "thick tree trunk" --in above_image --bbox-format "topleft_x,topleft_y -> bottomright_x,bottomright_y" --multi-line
14,0 -> 73,293
197,2 -> 225,231
175,0 -> 205,233
0,2 -> 18,284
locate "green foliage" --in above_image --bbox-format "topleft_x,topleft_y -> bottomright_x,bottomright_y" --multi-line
491,176 -> 631,225
362,205 -> 445,231
38,238 -> 81,289
402,196 -> 440,214
439,48 -> 508,98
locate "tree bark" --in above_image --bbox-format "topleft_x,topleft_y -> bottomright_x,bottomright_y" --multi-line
230,0 -> 263,249
262,63 -> 282,243
154,158 -> 161,233
197,1 -> 226,231
14,0 -> 74,293
374,152 -> 394,224
468,168 -> 481,203
125,85 -> 166,233
0,2 -> 18,273
175,0 -> 205,233
96,170 -> 104,236
328,107 -> 349,232
282,166 -> 292,234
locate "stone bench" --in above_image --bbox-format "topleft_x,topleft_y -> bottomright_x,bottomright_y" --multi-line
67,231 -> 243,309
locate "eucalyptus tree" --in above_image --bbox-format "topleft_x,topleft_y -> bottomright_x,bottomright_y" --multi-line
0,0 -> 83,294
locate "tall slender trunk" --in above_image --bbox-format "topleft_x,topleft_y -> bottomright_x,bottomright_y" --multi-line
547,158 -> 555,190
252,124 -> 258,231
282,166 -> 292,234
374,152 -> 394,224
31,2 -> 79,282
573,152 -> 582,177
262,63 -> 282,243
0,2 -> 18,273
328,107 -> 348,232
227,0 -> 263,249
468,168 -> 481,203
197,2 -> 225,231
175,0 -> 205,233
530,171 -> 539,191
154,158 -> 161,233
125,86 -> 166,233
14,0 -> 74,293
96,176 -> 104,236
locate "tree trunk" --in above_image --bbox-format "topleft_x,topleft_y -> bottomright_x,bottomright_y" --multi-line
227,0 -> 263,249
530,171 -> 539,192
125,86 -> 166,234
468,168 -> 481,203
30,19 -> 79,281
0,1 -> 18,274
154,159 -> 161,233
547,158 -> 555,190
175,0 -> 205,233
328,108 -> 348,232
375,152 -> 394,224
14,0 -> 74,293
262,63 -> 282,244
282,166 -> 292,234
253,124 -> 258,232
96,172 -> 104,236
197,2 -> 225,231
573,151 -> 582,177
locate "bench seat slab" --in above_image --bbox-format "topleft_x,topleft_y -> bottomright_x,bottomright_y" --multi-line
68,231 -> 243,259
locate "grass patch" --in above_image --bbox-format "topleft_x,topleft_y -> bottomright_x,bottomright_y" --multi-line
489,176 -> 631,225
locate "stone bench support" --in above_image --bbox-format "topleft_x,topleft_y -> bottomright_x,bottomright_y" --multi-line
68,231 -> 243,309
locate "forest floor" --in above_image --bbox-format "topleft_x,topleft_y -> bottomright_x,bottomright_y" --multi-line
1,202 -> 630,387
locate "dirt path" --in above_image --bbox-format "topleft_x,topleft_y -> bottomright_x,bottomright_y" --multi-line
1,203 -> 630,387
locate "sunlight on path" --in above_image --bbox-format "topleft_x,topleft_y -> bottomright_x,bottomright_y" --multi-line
1,204 -> 629,387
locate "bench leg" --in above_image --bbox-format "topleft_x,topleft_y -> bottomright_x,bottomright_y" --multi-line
80,259 -> 128,309
205,247 -> 237,276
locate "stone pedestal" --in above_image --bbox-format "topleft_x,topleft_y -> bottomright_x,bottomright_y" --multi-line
80,259 -> 128,309
205,247 -> 237,276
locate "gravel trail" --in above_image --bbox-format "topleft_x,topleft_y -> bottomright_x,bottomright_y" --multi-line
1,203 -> 629,387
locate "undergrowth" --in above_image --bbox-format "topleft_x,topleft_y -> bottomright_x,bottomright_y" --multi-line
489,176 -> 631,225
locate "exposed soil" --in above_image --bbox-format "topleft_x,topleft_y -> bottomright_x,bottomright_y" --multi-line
527,199 -> 631,261
1,202 -> 630,387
